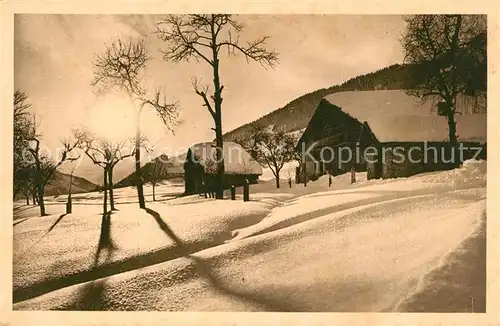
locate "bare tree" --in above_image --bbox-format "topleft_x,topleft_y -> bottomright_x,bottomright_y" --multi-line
143,159 -> 169,201
91,38 -> 179,209
75,129 -> 136,213
234,123 -> 267,161
15,96 -> 82,216
14,91 -> 32,147
14,90 -> 36,199
23,117 -> 81,216
401,15 -> 487,143
155,14 -> 278,199
251,129 -> 296,189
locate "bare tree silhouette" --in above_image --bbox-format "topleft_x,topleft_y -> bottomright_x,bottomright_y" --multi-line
401,15 -> 486,143
75,128 -> 136,214
91,37 -> 179,209
143,158 -> 169,201
155,15 -> 278,199
20,110 -> 81,216
238,126 -> 296,189
14,91 -> 81,215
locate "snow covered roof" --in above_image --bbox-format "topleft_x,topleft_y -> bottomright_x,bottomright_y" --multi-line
323,90 -> 487,143
187,141 -> 263,175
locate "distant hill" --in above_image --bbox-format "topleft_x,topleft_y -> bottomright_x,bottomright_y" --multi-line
115,154 -> 185,188
222,64 -> 415,142
44,171 -> 99,196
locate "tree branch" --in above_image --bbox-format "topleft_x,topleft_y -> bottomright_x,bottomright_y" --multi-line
140,88 -> 180,132
192,78 -> 216,119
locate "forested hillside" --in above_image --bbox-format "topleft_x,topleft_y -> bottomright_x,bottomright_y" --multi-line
223,64 -> 414,141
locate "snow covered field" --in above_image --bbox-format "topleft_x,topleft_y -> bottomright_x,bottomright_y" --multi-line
13,161 -> 487,312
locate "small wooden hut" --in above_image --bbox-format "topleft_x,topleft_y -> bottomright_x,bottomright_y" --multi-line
184,141 -> 263,195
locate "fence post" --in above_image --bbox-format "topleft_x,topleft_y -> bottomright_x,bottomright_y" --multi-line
230,185 -> 236,200
303,162 -> 307,187
243,179 -> 249,202
66,170 -> 74,214
66,196 -> 72,214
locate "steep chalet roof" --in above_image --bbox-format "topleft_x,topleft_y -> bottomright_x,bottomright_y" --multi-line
323,90 -> 486,143
186,141 -> 263,175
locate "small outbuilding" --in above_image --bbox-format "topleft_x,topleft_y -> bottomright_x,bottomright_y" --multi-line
183,141 -> 263,195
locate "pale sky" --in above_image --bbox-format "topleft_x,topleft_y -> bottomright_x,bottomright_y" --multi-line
14,14 -> 406,183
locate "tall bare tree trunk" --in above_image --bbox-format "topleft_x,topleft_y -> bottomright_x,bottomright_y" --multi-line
446,16 -> 461,145
31,189 -> 37,205
134,109 -> 146,209
34,152 -> 46,216
212,25 -> 225,200
67,170 -> 74,214
108,168 -> 116,210
103,167 -> 108,215
152,184 -> 156,201
446,106 -> 458,144
275,172 -> 280,189
37,183 -> 46,216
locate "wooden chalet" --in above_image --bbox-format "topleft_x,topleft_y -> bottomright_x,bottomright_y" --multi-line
296,90 -> 487,182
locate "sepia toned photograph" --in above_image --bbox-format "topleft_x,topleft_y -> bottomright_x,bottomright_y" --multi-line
11,12 -> 488,314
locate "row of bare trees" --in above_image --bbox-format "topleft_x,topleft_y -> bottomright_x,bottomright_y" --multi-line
87,14 -> 279,205
14,91 -> 81,216
13,93 -> 170,216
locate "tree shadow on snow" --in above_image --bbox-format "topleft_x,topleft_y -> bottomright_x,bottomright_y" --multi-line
143,207 -> 303,311
13,218 -> 29,227
60,212 -> 117,311
58,279 -> 107,311
145,208 -> 183,243
93,211 -> 118,266
142,209 -> 481,312
304,189 -> 403,199
46,213 -> 68,233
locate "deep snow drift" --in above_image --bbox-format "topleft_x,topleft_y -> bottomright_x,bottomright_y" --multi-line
13,160 -> 487,312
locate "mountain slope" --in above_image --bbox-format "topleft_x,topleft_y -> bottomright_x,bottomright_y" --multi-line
44,171 -> 98,196
222,64 -> 415,142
